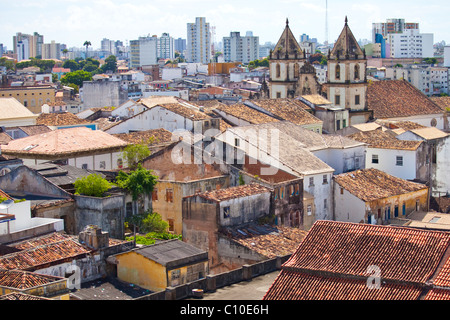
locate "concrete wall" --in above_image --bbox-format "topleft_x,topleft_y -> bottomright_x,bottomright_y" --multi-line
135,254 -> 290,300
218,192 -> 271,227
74,193 -> 125,239
82,81 -> 128,109
313,146 -> 366,175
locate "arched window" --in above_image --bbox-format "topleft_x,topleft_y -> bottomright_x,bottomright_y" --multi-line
335,64 -> 341,80
276,63 -> 281,78
354,64 -> 360,80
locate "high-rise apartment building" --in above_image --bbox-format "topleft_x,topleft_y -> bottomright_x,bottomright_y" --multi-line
16,39 -> 30,61
158,33 -> 175,60
372,19 -> 433,59
223,31 -> 259,64
388,29 -> 433,58
13,32 -> 44,59
101,38 -> 116,56
186,17 -> 211,64
372,19 -> 419,42
41,40 -> 61,60
174,38 -> 186,54
130,36 -> 158,69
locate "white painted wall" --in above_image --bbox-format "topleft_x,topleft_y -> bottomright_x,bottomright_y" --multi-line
334,182 -> 367,223
303,173 -> 333,221
106,106 -> 195,134
365,147 -> 416,181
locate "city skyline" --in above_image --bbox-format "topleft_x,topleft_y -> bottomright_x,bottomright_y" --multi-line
1,0 -> 449,52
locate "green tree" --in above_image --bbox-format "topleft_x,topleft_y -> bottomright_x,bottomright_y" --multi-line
83,61 -> 99,72
101,55 -> 117,73
74,174 -> 114,197
115,164 -> 158,216
0,57 -> 15,71
60,70 -> 93,87
121,143 -> 151,171
62,59 -> 80,71
83,41 -> 92,58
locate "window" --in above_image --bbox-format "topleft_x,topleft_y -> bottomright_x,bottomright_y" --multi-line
355,157 -> 360,169
276,63 -> 281,78
234,138 -> 240,147
82,164 -> 88,170
396,156 -> 403,166
340,187 -> 344,195
343,119 -> 347,128
322,175 -> 328,184
355,95 -> 360,105
168,219 -> 174,232
309,177 -> 314,187
335,64 -> 341,80
152,188 -> 158,201
307,205 -> 312,216
336,119 -> 341,130
354,64 -> 360,80
335,94 -> 340,105
99,161 -> 106,169
276,92 -> 281,98
223,206 -> 230,218
295,184 -> 300,195
324,199 -> 327,209
165,189 -> 173,203
372,154 -> 379,164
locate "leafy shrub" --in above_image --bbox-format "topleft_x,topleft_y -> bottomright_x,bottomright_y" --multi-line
74,174 -> 114,197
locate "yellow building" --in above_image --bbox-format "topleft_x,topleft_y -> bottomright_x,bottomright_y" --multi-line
112,239 -> 208,292
0,85 -> 55,114
0,270 -> 70,300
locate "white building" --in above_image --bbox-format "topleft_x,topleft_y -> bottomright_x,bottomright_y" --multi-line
223,31 -> 259,64
130,36 -> 158,69
16,39 -> 29,62
158,33 -> 175,60
186,17 -> 211,64
388,29 -> 433,59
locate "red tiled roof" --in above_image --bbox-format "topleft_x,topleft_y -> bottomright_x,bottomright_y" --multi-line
263,221 -> 450,300
195,183 -> 271,202
424,289 -> 450,300
284,221 -> 450,283
0,269 -> 65,289
263,270 -> 422,300
366,80 -> 443,119
0,233 -> 91,271
334,168 -> 427,202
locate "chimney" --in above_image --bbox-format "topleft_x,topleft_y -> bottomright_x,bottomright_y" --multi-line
78,225 -> 109,250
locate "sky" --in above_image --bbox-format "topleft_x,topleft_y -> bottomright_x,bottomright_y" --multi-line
1,0 -> 449,51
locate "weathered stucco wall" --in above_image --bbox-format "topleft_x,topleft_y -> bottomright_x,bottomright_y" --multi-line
74,194 -> 125,239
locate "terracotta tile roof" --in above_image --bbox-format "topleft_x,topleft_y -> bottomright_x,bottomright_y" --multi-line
2,127 -> 128,157
287,221 -> 450,283
430,253 -> 450,288
0,292 -> 52,300
429,96 -> 450,111
0,269 -> 65,289
264,220 -> 450,300
366,80 -> 443,119
424,289 -> 450,300
0,189 -> 13,200
264,270 -> 422,300
196,183 -> 271,202
0,239 -> 90,271
376,120 -> 426,131
334,168 -> 428,202
222,224 -> 308,258
36,112 -> 92,126
17,125 -> 52,136
113,128 -> 173,145
0,132 -> 12,145
348,130 -> 422,150
216,103 -> 279,124
160,103 -> 211,121
248,99 -> 321,125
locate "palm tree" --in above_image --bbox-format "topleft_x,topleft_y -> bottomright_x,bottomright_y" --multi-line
83,41 -> 91,58
62,49 -> 68,60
